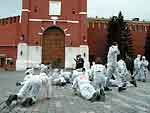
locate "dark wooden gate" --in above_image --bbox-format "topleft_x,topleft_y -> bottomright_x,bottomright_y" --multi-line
42,26 -> 65,66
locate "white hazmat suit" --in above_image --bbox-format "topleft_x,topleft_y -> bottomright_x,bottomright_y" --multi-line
133,54 -> 141,80
91,64 -> 106,91
72,72 -> 96,100
16,68 -> 34,86
111,59 -> 129,88
139,56 -> 149,81
106,44 -> 120,89
6,67 -> 51,107
107,45 -> 120,78
50,69 -> 66,86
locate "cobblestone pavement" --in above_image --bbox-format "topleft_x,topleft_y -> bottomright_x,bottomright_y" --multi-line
0,70 -> 150,113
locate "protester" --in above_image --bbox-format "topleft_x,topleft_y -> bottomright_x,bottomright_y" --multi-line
72,68 -> 100,102
6,66 -> 51,107
133,54 -> 141,80
16,68 -> 34,86
106,42 -> 120,91
110,58 -> 137,92
50,68 -> 67,86
139,56 -> 149,82
90,57 -> 106,101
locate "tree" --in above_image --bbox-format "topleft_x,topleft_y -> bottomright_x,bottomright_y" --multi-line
144,29 -> 150,62
104,11 -> 134,62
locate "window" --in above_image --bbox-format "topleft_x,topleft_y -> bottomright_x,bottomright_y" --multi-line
2,19 -> 4,25
136,25 -> 138,31
34,6 -> 38,13
104,23 -> 107,31
132,25 -> 135,31
10,17 -> 12,24
49,0 -> 61,16
129,25 -> 132,31
145,26 -> 147,32
13,17 -> 16,23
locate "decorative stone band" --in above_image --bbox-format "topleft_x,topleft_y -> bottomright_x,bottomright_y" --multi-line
29,19 -> 79,23
22,9 -> 31,12
0,44 -> 17,47
79,12 -> 87,15
19,16 -> 22,23
66,34 -> 71,36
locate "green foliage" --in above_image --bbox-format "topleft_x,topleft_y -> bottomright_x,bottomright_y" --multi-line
104,11 -> 134,62
50,58 -> 63,68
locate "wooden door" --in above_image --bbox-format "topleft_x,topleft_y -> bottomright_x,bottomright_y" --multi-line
42,26 -> 65,66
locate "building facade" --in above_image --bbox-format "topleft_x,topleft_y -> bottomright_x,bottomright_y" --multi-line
0,0 -> 88,70
87,18 -> 150,62
0,0 -> 150,70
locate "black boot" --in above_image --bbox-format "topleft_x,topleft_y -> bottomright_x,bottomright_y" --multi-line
118,87 -> 126,92
142,79 -> 146,82
16,81 -> 22,86
21,98 -> 35,107
90,92 -> 98,102
61,82 -> 66,87
122,82 -> 127,87
130,80 -> 137,87
6,95 -> 18,106
104,87 -> 112,91
100,89 -> 105,101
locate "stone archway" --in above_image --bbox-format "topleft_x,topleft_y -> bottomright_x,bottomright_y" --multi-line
42,26 -> 65,67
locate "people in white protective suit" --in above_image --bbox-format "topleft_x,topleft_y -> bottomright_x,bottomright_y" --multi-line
83,53 -> 90,71
116,59 -> 129,82
72,68 -> 99,102
138,56 -> 149,82
60,69 -> 72,83
50,69 -> 67,86
6,66 -> 51,107
106,42 -> 120,90
16,68 -> 34,86
90,58 -> 106,101
133,54 -> 141,80
113,59 -> 130,91
72,69 -> 84,82
110,59 -> 137,91
90,62 -> 96,80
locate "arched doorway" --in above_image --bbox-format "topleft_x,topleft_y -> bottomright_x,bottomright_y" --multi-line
42,26 -> 65,67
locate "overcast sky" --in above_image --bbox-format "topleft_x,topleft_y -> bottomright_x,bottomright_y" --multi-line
0,0 -> 150,21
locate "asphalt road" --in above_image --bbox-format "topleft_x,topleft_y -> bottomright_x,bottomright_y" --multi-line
0,70 -> 150,113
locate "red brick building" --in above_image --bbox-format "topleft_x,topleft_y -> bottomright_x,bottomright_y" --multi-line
0,0 -> 150,70
0,0 -> 88,70
88,18 -> 150,62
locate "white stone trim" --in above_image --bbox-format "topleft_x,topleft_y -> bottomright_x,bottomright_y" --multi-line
37,32 -> 43,36
16,43 -> 42,71
66,34 -> 71,36
66,20 -> 79,23
79,12 -> 87,15
22,9 -> 31,12
51,16 -> 59,20
65,45 -> 89,69
29,19 -> 44,22
29,19 -> 79,23
19,16 -> 22,23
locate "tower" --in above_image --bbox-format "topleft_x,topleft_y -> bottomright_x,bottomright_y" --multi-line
16,0 -> 88,70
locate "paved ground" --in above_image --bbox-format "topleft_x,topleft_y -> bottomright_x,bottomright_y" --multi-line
0,70 -> 150,113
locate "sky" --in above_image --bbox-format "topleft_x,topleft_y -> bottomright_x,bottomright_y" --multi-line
0,0 -> 150,21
